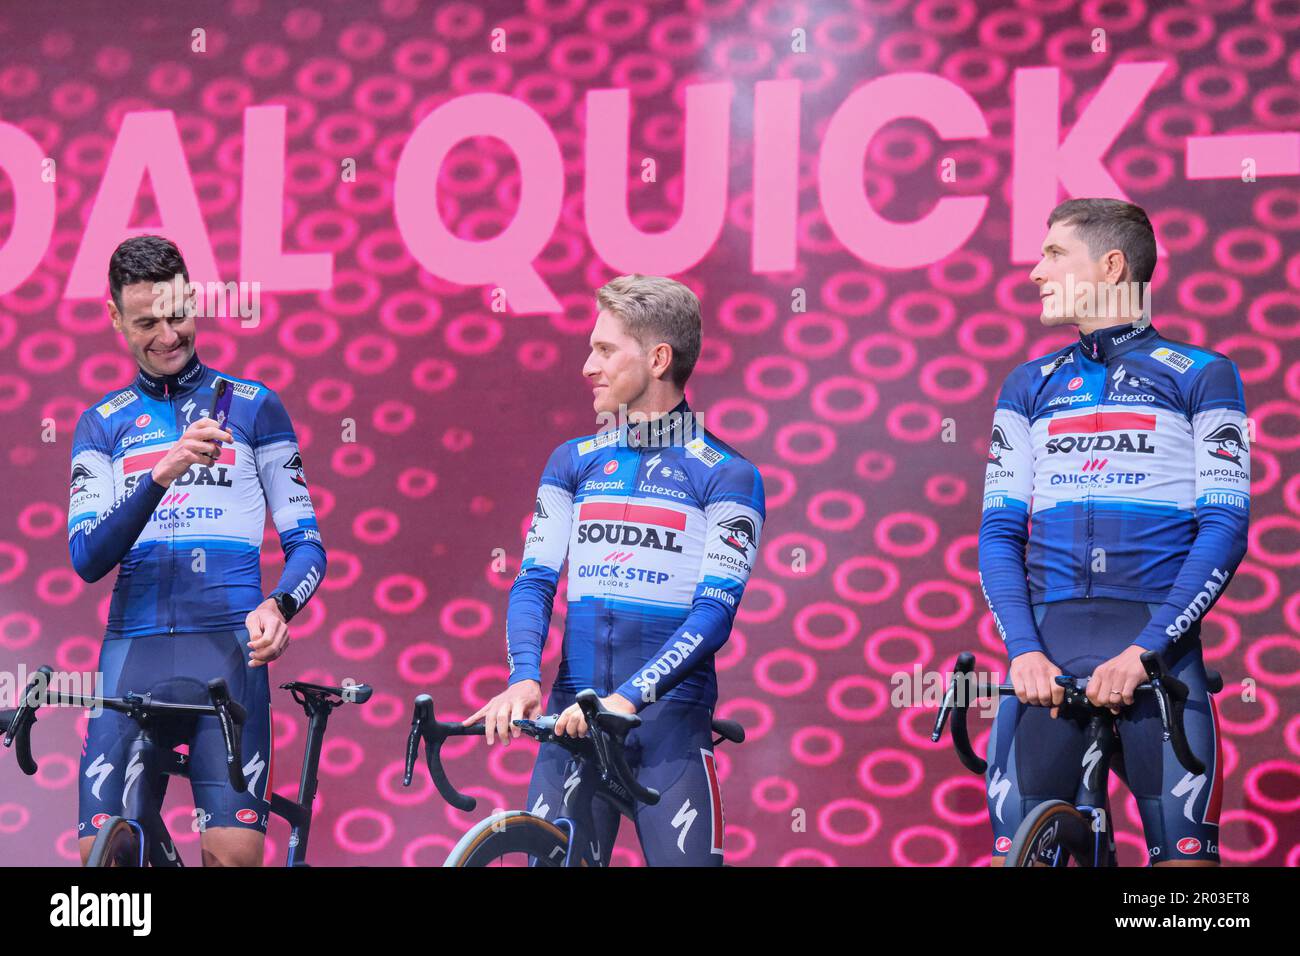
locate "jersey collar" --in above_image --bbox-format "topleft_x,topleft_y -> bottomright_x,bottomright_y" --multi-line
1076,321 -> 1158,363
135,351 -> 206,400
625,397 -> 693,448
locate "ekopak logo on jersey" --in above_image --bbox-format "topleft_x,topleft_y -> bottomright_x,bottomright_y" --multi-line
121,427 -> 167,449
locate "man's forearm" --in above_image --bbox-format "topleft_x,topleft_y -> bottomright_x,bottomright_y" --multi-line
69,475 -> 166,582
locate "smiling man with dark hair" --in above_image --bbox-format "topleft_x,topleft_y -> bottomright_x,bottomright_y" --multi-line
70,235 -> 327,866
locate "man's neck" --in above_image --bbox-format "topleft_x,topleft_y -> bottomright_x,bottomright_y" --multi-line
625,389 -> 686,420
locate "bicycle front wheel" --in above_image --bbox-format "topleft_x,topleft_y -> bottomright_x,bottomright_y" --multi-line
86,816 -> 144,867
444,811 -> 582,867
1005,800 -> 1097,867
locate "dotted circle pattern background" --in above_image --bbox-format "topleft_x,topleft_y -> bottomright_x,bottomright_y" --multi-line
0,0 -> 1298,866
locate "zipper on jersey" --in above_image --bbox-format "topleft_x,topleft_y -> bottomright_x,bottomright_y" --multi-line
606,445 -> 642,695
1084,357 -> 1101,598
166,381 -> 176,635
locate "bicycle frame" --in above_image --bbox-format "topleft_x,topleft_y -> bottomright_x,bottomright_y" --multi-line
3,670 -> 370,867
545,751 -> 638,867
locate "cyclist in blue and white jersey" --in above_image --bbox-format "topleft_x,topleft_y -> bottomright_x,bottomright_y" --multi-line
466,275 -> 765,866
979,200 -> 1249,866
68,236 -> 326,866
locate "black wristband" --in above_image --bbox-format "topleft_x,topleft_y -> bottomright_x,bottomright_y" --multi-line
271,591 -> 298,623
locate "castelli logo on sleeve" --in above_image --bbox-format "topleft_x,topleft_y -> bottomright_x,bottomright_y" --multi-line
1176,837 -> 1201,854
235,808 -> 259,825
603,459 -> 619,475
91,813 -> 111,829
995,836 -> 1012,853
135,413 -> 151,428
1067,376 -> 1083,390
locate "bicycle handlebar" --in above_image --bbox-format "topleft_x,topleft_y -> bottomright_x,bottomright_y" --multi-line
932,651 -> 1218,778
403,689 -> 747,813
2,665 -> 247,791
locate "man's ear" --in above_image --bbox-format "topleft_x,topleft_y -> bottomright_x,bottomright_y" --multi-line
1103,249 -> 1127,284
651,342 -> 674,380
107,298 -> 123,333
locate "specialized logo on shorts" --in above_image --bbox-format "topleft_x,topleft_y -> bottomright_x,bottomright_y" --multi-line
1176,836 -> 1201,855
995,836 -> 1012,853
671,799 -> 697,853
235,808 -> 260,825
987,768 -> 1010,822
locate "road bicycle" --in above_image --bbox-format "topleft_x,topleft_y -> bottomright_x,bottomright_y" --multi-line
2,665 -> 371,866
404,688 -> 745,866
931,650 -> 1220,867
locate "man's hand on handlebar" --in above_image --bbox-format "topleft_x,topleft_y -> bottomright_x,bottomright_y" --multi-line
1009,651 -> 1064,713
1085,644 -> 1148,713
554,693 -> 636,738
464,679 -> 542,745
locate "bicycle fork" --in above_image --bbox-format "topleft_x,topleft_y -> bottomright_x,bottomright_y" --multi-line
1075,714 -> 1119,867
118,729 -> 182,867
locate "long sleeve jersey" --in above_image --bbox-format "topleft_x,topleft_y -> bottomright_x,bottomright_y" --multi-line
978,321 -> 1250,659
505,399 -> 765,712
68,351 -> 326,637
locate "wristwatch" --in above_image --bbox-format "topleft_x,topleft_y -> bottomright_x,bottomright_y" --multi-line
270,590 -> 299,623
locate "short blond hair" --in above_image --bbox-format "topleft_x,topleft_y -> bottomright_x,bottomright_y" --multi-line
596,275 -> 702,388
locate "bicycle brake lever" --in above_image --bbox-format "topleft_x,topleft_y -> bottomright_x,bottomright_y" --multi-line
410,696 -> 479,813
402,696 -> 429,787
208,678 -> 248,794
3,665 -> 51,776
575,689 -> 659,806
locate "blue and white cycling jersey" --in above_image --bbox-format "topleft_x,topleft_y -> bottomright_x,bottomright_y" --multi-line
505,400 -> 765,711
979,321 -> 1250,658
67,352 -> 326,637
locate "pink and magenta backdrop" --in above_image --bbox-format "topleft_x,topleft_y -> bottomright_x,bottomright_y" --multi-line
1,0 -> 1298,865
